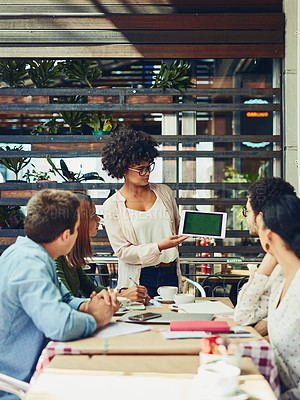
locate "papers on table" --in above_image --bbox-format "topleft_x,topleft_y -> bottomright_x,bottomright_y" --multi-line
147,299 -> 162,308
93,321 -> 150,338
179,301 -> 234,316
160,329 -> 254,340
161,330 -> 208,339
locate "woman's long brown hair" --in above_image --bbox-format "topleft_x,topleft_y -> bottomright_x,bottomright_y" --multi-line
66,193 -> 93,268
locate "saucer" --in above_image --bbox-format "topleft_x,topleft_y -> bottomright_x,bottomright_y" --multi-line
191,387 -> 248,400
153,295 -> 174,304
114,307 -> 130,316
169,304 -> 179,311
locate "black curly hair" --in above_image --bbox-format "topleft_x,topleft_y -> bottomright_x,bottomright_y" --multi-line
248,177 -> 296,217
101,125 -> 159,179
262,195 -> 300,259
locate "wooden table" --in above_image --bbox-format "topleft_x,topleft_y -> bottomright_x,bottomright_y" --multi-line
32,297 -> 278,399
51,298 -> 260,356
28,355 -> 277,400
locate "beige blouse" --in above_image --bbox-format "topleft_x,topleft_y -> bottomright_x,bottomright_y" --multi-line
103,183 -> 181,289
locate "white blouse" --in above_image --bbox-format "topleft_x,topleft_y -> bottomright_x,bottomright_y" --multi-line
268,268 -> 300,399
234,264 -> 284,326
127,197 -> 178,266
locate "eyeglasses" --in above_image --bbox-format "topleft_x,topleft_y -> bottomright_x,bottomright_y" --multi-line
128,162 -> 155,176
91,213 -> 101,220
242,206 -> 248,217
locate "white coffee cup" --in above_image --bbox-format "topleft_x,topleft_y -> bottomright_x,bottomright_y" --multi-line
173,293 -> 195,305
117,296 -> 131,308
157,286 -> 178,300
192,362 -> 240,396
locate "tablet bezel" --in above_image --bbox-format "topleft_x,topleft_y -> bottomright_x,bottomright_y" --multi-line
178,210 -> 227,239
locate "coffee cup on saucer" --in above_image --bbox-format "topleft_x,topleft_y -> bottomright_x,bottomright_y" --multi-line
117,296 -> 131,308
157,286 -> 178,301
173,293 -> 195,305
192,362 -> 240,397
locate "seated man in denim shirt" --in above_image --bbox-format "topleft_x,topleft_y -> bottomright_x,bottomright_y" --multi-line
0,189 -> 119,399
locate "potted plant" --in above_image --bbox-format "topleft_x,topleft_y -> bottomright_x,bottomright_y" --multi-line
0,60 -> 27,88
27,60 -> 64,88
86,113 -> 117,136
57,95 -> 88,134
0,205 -> 25,229
0,60 -> 48,106
30,117 -> 60,135
46,155 -> 105,183
151,59 -> 196,93
0,145 -> 31,181
23,165 -> 56,183
63,60 -> 102,88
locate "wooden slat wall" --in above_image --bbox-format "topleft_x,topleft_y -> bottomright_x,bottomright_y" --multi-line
0,0 -> 284,58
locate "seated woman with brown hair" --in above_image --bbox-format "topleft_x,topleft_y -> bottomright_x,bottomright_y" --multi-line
257,194 -> 300,399
56,192 -> 150,304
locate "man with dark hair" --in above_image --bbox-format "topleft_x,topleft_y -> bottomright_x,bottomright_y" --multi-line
234,177 -> 297,332
246,177 -> 296,235
0,189 -> 118,400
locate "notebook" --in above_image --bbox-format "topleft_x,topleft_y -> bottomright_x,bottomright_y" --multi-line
170,320 -> 230,333
117,312 -> 214,324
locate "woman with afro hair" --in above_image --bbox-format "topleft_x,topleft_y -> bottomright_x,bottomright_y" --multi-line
102,125 -> 187,298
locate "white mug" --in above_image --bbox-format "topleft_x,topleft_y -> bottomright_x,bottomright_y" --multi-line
173,293 -> 195,305
117,296 -> 131,308
157,286 -> 178,300
192,362 -> 240,397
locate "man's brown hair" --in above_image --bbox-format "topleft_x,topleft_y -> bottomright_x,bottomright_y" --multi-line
25,189 -> 80,243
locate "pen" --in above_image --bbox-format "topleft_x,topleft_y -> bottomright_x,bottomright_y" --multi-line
129,277 -> 149,299
129,277 -> 139,285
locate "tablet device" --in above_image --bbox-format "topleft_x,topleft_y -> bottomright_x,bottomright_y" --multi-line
178,210 -> 227,239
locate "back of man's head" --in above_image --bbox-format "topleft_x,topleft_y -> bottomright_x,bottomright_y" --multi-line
248,177 -> 296,217
25,189 -> 80,243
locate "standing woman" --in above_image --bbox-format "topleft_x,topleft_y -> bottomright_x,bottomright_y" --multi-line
102,125 -> 187,298
257,194 -> 300,399
56,192 -> 149,304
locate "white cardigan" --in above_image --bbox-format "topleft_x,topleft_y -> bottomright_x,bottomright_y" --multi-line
234,264 -> 284,325
268,268 -> 300,399
103,183 -> 181,289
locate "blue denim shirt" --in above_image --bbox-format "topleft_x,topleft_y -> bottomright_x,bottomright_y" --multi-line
0,237 -> 96,399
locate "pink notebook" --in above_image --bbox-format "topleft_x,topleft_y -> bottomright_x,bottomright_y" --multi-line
169,320 -> 230,333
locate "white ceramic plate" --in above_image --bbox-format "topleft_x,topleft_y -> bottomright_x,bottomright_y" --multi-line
153,295 -> 174,304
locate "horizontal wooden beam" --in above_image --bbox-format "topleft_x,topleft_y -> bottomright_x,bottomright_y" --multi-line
0,149 -> 281,158
0,87 -> 281,96
0,29 -> 283,44
0,44 -> 284,59
0,14 -> 284,30
0,103 -> 280,112
0,135 -> 281,144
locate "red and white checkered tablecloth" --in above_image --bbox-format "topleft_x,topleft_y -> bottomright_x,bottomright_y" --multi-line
35,338 -> 280,398
239,339 -> 280,399
35,341 -> 81,374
